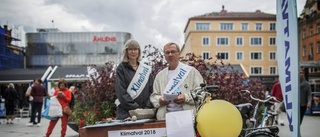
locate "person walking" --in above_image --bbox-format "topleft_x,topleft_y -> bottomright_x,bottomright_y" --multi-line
27,78 -> 47,127
3,83 -> 18,124
45,79 -> 71,137
299,68 -> 312,125
25,79 -> 36,124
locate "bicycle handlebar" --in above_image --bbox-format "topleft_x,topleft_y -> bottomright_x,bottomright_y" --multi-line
240,90 -> 281,103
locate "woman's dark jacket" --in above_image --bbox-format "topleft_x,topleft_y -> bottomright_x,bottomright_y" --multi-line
115,62 -> 154,120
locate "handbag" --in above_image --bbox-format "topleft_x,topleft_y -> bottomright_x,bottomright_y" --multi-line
42,98 -> 57,120
63,106 -> 72,116
48,96 -> 63,117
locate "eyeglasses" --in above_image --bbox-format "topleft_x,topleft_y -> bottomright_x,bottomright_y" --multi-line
165,50 -> 178,55
127,48 -> 139,51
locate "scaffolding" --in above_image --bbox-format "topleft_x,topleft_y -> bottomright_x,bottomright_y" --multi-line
0,25 -> 24,69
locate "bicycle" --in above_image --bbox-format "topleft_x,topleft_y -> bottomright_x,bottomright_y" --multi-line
190,84 -> 280,137
239,90 -> 281,137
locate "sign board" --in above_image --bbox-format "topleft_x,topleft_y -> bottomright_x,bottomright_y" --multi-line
108,128 -> 166,137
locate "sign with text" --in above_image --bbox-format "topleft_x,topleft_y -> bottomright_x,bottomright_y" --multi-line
93,36 -> 116,42
108,128 -> 166,137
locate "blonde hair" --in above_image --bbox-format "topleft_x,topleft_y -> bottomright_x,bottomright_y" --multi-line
121,39 -> 141,62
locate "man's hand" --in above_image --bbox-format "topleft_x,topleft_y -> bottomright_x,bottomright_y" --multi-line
159,97 -> 170,106
173,94 -> 185,105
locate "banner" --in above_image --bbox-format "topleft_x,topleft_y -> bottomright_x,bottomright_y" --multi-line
276,0 -> 300,137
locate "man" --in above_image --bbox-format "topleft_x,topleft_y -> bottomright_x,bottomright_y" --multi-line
150,42 -> 204,120
270,81 -> 284,126
299,68 -> 312,125
27,78 -> 48,127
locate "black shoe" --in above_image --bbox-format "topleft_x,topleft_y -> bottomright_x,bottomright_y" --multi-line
275,120 -> 278,125
280,123 -> 284,126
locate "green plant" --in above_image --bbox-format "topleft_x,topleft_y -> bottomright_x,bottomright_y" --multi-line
69,62 -> 117,127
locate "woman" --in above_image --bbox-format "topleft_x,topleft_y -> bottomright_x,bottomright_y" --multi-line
115,39 -> 154,120
3,83 -> 18,124
45,79 -> 71,137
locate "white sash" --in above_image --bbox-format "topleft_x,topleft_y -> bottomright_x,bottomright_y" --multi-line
164,62 -> 192,94
115,62 -> 152,106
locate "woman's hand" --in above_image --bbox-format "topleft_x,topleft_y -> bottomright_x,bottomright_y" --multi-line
57,91 -> 65,98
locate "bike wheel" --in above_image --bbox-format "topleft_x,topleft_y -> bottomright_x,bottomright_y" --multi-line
246,131 -> 277,137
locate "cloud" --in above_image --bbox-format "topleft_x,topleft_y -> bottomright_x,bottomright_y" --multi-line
0,0 -> 306,48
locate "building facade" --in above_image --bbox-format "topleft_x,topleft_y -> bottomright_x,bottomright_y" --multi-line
182,7 -> 278,77
298,0 -> 320,92
0,25 -> 24,69
26,28 -> 132,68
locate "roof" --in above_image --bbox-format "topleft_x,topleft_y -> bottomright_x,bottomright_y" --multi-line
47,66 -> 89,82
184,10 -> 276,32
0,68 -> 50,83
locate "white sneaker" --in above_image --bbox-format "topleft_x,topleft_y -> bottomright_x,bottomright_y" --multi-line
37,123 -> 41,127
26,123 -> 33,126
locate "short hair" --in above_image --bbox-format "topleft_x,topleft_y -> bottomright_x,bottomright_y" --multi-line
36,78 -> 42,84
8,83 -> 14,88
121,39 -> 141,62
163,42 -> 180,52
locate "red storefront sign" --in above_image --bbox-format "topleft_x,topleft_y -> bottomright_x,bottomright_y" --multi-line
93,36 -> 116,42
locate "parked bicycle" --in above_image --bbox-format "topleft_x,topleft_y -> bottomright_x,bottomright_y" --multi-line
190,84 -> 280,137
239,90 -> 281,137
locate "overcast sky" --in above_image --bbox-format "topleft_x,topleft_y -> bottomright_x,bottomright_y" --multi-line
0,0 -> 306,48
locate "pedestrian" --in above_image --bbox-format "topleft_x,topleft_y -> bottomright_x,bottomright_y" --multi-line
27,78 -> 48,127
299,68 -> 312,125
115,39 -> 154,120
3,83 -> 18,124
150,42 -> 204,120
68,86 -> 75,110
270,81 -> 285,126
45,78 -> 71,137
25,79 -> 36,124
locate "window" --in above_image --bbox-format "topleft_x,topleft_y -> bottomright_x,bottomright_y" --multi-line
203,51 -> 211,60
220,23 -> 233,30
217,52 -> 229,60
250,67 -> 262,75
255,23 -> 262,30
310,43 -> 314,56
270,23 -> 276,30
303,45 -> 306,56
202,37 -> 210,46
269,52 -> 276,60
303,30 -> 306,38
236,37 -> 243,46
217,37 -> 229,46
269,37 -> 276,45
250,52 -> 262,60
196,23 -> 210,30
250,37 -> 262,46
236,52 -> 243,60
241,23 -> 248,30
269,67 -> 276,74
310,25 -> 314,36
317,41 -> 320,53
317,23 -> 320,33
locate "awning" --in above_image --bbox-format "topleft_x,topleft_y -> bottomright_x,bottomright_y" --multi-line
0,67 -> 52,84
47,66 -> 89,82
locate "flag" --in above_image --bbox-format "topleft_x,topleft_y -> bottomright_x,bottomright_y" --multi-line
276,0 -> 300,137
